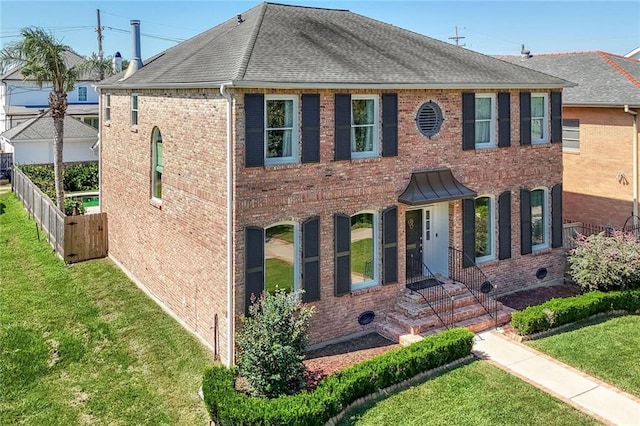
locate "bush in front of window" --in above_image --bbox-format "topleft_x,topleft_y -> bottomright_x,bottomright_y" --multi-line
510,290 -> 640,335
568,230 -> 640,292
202,328 -> 475,425
236,289 -> 315,398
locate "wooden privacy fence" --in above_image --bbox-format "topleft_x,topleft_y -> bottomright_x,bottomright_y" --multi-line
12,167 -> 108,263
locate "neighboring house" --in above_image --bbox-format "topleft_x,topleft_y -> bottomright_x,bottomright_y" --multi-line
0,110 -> 98,164
0,50 -> 99,133
625,46 -> 640,61
97,3 -> 570,366
501,51 -> 640,229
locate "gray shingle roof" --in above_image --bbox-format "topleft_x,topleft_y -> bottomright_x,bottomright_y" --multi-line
0,111 -> 98,141
100,2 -> 570,89
499,52 -> 640,107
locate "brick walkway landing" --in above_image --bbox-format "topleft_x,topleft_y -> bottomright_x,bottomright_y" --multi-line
377,278 -> 513,345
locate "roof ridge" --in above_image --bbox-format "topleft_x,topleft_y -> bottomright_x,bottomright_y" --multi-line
236,2 -> 269,80
598,51 -> 640,89
265,2 -> 348,12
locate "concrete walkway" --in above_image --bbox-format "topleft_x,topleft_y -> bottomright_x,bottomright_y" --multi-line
473,330 -> 640,426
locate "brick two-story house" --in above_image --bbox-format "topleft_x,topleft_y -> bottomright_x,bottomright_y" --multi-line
98,3 -> 570,366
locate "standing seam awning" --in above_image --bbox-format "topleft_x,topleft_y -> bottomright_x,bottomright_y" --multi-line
398,168 -> 477,206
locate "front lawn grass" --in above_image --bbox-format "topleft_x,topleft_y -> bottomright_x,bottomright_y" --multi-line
0,190 -> 213,425
527,315 -> 640,397
336,360 -> 600,426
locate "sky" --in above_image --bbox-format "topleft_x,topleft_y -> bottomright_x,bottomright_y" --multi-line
1,0 -> 639,63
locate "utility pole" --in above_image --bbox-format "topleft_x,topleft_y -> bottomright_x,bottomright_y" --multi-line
448,26 -> 466,47
96,9 -> 104,80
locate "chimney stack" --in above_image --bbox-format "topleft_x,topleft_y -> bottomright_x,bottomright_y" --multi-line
123,20 -> 143,79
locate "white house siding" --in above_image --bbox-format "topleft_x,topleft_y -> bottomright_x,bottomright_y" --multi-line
7,138 -> 97,165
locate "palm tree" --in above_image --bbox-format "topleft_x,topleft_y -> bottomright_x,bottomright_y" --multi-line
76,52 -> 115,82
0,27 -> 78,210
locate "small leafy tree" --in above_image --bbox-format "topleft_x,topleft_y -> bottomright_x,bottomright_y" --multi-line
236,289 -> 314,398
569,231 -> 640,292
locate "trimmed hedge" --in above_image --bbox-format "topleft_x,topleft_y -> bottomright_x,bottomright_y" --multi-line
202,328 -> 474,426
510,290 -> 640,335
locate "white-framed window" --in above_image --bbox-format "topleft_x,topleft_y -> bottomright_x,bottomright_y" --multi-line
562,118 -> 580,151
264,222 -> 299,294
131,93 -> 139,127
531,93 -> 549,143
104,93 -> 111,122
151,127 -> 163,200
475,195 -> 495,262
351,95 -> 379,158
531,187 -> 549,250
78,86 -> 87,102
475,94 -> 496,148
351,211 -> 378,290
83,116 -> 99,129
265,95 -> 298,165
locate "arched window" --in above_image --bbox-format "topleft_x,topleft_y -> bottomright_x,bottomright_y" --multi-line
264,222 -> 298,294
531,187 -> 549,250
350,211 -> 378,290
474,196 -> 495,262
151,127 -> 163,200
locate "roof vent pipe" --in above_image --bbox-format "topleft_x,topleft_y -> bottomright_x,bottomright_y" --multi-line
520,44 -> 532,59
113,51 -> 122,73
123,20 -> 143,79
237,14 -> 244,24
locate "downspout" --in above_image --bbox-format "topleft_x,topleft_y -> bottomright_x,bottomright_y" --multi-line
624,105 -> 638,233
220,83 -> 234,366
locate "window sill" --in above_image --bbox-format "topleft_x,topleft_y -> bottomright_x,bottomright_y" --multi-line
531,246 -> 552,255
130,126 -> 138,133
350,283 -> 382,296
474,144 -> 498,151
562,148 -> 580,154
150,198 -> 162,209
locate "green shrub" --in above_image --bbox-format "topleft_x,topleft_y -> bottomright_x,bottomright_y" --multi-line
19,163 -> 99,199
569,231 -> 640,292
203,328 -> 474,426
236,290 -> 315,398
510,290 -> 640,335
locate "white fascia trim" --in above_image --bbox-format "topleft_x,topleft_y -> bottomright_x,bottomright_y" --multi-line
96,80 -> 573,90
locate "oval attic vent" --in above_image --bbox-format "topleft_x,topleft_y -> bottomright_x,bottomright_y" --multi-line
415,101 -> 443,138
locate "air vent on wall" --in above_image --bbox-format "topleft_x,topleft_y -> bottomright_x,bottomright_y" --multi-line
415,101 -> 443,138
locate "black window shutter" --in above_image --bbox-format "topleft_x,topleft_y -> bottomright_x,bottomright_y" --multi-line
462,93 -> 475,151
302,216 -> 320,302
462,198 -> 475,267
244,94 -> 264,167
302,94 -> 320,163
244,226 -> 264,313
520,92 -> 531,146
520,189 -> 532,255
498,92 -> 511,147
334,214 -> 351,296
382,93 -> 398,157
334,94 -> 351,160
498,191 -> 512,260
551,92 -> 562,143
382,206 -> 398,284
551,184 -> 563,248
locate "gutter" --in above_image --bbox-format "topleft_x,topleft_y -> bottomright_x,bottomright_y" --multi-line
96,81 -> 574,91
624,105 -> 639,232
220,82 -> 234,366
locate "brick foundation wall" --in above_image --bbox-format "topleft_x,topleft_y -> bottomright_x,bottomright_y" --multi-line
563,106 -> 639,228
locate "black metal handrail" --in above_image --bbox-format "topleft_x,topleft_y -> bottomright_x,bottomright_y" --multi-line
448,247 -> 498,328
406,255 -> 454,329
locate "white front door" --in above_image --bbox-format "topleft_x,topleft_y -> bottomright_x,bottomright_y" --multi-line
423,203 -> 449,276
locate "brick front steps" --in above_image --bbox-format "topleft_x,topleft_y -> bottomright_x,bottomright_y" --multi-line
377,279 -> 513,345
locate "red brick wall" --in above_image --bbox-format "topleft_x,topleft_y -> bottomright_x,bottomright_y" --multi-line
101,88 -> 230,362
563,106 -> 639,228
102,87 -> 564,360
233,88 -> 564,344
